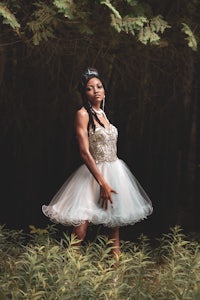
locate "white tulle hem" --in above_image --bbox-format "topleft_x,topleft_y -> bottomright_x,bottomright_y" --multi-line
42,159 -> 153,228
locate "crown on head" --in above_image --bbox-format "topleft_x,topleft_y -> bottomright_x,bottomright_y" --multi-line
84,68 -> 99,77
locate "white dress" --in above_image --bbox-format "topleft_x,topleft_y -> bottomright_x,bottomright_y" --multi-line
42,118 -> 153,227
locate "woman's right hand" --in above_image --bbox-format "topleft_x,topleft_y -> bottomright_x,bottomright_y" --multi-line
98,182 -> 117,210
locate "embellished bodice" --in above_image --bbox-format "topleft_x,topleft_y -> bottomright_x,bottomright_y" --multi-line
89,124 -> 118,163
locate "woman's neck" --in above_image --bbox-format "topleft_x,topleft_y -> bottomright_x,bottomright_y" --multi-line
91,106 -> 104,116
91,105 -> 101,111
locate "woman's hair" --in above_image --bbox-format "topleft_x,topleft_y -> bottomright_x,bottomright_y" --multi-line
78,67 -> 108,132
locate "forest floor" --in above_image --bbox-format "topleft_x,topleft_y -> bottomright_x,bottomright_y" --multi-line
0,225 -> 200,299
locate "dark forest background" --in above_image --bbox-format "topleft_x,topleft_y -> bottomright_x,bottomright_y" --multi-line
0,0 -> 199,240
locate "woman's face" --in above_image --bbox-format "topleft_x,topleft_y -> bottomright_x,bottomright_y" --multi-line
85,77 -> 105,106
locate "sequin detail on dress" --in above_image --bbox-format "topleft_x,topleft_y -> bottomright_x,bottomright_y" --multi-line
89,125 -> 118,163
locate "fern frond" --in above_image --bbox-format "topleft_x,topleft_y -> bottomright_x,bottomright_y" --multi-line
111,12 -> 170,46
53,0 -> 75,20
27,3 -> 57,45
181,22 -> 197,51
111,14 -> 148,35
150,15 -> 171,34
0,3 -> 20,31
110,13 -> 122,33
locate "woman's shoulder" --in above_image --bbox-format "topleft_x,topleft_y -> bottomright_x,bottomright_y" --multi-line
77,106 -> 87,114
75,107 -> 89,124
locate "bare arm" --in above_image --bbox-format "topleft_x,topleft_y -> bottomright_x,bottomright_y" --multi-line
74,109 -> 117,209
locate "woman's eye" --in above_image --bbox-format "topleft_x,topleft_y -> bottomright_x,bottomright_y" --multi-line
86,87 -> 91,91
86,84 -> 103,91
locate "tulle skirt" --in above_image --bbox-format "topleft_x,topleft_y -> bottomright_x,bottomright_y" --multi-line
42,159 -> 153,227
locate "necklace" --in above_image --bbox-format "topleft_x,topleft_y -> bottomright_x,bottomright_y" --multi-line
92,107 -> 104,116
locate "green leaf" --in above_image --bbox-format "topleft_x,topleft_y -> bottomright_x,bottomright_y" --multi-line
150,15 -> 171,34
181,22 -> 198,51
0,3 -> 20,31
53,0 -> 75,20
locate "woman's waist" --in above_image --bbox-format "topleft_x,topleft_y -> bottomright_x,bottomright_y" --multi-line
93,155 -> 118,164
91,149 -> 118,163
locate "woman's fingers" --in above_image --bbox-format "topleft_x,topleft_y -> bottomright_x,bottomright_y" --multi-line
98,184 -> 118,209
98,192 -> 118,210
98,197 -> 108,209
111,189 -> 118,194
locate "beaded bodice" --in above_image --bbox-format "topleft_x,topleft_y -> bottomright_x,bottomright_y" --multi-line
89,124 -> 118,163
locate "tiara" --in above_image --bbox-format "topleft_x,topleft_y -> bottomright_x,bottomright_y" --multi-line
84,68 -> 99,77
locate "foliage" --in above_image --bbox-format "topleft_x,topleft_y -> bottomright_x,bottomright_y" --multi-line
0,0 -> 198,50
181,22 -> 198,51
0,225 -> 200,299
0,2 -> 20,31
101,0 -> 171,45
53,0 -> 75,19
27,3 -> 57,46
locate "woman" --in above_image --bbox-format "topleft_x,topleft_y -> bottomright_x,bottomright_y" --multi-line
42,67 -> 153,256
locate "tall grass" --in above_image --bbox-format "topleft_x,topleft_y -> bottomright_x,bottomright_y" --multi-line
0,225 -> 200,300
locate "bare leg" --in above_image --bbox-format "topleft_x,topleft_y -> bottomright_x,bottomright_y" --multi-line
72,221 -> 89,246
108,227 -> 120,257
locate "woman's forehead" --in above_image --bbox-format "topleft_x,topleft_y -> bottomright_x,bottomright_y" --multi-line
86,77 -> 102,86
